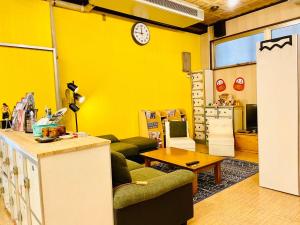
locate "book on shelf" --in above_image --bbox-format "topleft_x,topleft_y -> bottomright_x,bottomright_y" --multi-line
145,111 -> 156,119
147,122 -> 159,129
148,131 -> 162,147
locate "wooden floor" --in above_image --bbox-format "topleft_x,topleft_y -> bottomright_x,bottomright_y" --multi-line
188,145 -> 300,225
1,145 -> 300,225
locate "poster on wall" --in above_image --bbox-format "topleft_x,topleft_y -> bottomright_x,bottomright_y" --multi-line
233,77 -> 245,91
216,79 -> 226,92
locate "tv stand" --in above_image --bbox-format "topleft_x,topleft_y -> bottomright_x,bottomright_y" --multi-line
235,132 -> 258,154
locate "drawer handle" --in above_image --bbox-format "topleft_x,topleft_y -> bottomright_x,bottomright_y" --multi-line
24,178 -> 30,189
4,158 -> 9,166
0,151 -> 3,158
13,166 -> 18,176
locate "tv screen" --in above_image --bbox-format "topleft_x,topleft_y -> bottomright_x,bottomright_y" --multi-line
246,104 -> 257,132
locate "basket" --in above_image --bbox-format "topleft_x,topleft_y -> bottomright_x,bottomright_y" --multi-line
32,124 -> 58,137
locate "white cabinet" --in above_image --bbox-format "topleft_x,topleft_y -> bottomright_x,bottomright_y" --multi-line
205,106 -> 243,143
0,131 -> 113,225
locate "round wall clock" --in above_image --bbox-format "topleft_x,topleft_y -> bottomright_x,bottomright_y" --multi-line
132,22 -> 150,45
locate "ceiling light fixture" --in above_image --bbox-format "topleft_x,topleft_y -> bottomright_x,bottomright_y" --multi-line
228,0 -> 239,8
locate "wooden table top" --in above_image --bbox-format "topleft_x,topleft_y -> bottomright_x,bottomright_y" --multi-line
0,130 -> 110,160
141,147 -> 225,171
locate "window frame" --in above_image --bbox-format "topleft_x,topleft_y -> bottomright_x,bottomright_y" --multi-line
210,18 -> 300,70
211,29 -> 265,70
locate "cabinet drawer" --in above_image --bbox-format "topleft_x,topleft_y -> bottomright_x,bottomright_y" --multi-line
192,82 -> 204,90
191,73 -> 203,82
205,108 -> 217,116
218,108 -> 233,117
195,124 -> 205,132
193,98 -> 204,107
194,107 -> 204,115
192,90 -> 203,99
195,132 -> 205,140
27,161 -> 42,222
194,116 -> 204,124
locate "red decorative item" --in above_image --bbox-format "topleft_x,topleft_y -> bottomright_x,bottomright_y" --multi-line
233,77 -> 245,91
216,79 -> 226,92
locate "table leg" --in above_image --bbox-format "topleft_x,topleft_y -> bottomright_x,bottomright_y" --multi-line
214,162 -> 222,184
192,171 -> 198,194
144,158 -> 152,167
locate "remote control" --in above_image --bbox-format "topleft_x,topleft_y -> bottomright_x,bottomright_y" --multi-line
186,161 -> 199,166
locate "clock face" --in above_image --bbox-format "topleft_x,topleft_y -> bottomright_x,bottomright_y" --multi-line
132,22 -> 150,45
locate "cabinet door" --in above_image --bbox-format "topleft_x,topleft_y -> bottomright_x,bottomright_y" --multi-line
16,151 -> 26,199
1,142 -> 9,175
31,213 -> 42,225
19,198 -> 29,225
2,174 -> 10,211
8,146 -> 16,182
11,185 -> 19,221
27,160 -> 42,222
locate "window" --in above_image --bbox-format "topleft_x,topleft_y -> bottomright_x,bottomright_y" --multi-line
272,23 -> 300,39
214,33 -> 264,68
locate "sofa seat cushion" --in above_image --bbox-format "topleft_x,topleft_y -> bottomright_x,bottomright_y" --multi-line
111,152 -> 132,187
130,168 -> 165,182
126,160 -> 143,171
121,137 -> 158,153
111,142 -> 139,157
113,169 -> 195,209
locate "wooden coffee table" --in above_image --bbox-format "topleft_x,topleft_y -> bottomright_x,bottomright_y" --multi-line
141,147 -> 225,194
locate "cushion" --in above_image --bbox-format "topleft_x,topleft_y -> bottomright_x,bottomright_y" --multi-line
130,167 -> 165,182
110,142 -> 139,157
121,136 -> 158,152
110,151 -> 132,187
126,160 -> 143,171
97,134 -> 120,143
169,121 -> 187,138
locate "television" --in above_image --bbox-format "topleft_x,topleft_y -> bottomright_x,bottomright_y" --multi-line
246,104 -> 257,132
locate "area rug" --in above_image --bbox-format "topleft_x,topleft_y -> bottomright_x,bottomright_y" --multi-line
152,158 -> 259,204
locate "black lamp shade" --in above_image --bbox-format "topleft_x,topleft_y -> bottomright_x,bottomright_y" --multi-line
69,103 -> 80,112
67,82 -> 79,93
74,93 -> 85,104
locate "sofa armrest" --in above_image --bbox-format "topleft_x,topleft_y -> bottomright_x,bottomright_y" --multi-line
113,170 -> 194,209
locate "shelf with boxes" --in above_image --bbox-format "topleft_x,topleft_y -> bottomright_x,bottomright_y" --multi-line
139,109 -> 187,147
191,70 -> 214,143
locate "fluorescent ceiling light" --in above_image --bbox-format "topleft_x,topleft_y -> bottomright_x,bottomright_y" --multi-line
228,0 -> 239,8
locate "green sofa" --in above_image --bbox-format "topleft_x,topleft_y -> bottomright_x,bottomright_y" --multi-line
111,151 -> 194,225
98,134 -> 158,159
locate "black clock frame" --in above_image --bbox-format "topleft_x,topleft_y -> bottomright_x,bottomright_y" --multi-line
131,22 -> 150,46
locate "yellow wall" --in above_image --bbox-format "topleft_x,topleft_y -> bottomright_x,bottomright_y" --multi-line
0,0 -> 56,117
54,8 -> 201,137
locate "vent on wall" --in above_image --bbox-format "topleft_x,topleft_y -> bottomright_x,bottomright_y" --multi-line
89,0 -> 204,28
143,0 -> 199,17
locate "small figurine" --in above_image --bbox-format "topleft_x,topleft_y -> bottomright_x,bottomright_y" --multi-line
2,103 -> 11,128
